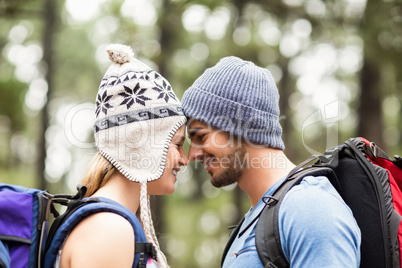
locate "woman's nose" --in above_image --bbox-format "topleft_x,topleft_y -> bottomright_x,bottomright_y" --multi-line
179,150 -> 189,166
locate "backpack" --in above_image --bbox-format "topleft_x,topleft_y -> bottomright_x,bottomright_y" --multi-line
0,184 -> 54,268
222,137 -> 402,268
0,184 -> 155,268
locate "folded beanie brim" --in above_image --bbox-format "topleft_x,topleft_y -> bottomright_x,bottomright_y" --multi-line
182,86 -> 284,150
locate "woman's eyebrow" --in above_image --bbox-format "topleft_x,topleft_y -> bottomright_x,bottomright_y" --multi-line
178,135 -> 186,144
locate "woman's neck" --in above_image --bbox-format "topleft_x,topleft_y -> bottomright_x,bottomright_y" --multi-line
93,172 -> 141,214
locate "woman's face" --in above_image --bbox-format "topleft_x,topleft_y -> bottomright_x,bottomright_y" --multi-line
147,125 -> 188,195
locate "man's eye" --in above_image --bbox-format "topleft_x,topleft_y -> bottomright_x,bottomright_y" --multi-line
196,134 -> 205,141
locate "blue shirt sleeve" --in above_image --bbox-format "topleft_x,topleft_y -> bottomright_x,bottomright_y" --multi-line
279,176 -> 361,268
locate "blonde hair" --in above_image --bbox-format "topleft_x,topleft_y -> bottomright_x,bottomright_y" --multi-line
81,152 -> 169,267
81,153 -> 116,197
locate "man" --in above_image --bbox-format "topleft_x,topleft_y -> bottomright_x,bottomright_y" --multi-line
181,56 -> 361,267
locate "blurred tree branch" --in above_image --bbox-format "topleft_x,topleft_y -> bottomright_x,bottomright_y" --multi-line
37,0 -> 58,190
0,0 -> 43,17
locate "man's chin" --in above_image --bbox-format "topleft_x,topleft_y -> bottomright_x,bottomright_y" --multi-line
210,179 -> 224,188
207,170 -> 219,186
210,175 -> 235,188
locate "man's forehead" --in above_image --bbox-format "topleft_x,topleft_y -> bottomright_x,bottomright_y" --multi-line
187,119 -> 209,130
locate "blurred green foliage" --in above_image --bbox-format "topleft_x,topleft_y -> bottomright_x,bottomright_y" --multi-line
1,0 -> 401,267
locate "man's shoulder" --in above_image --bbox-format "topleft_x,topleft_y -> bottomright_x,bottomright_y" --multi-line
280,175 -> 353,219
276,175 -> 361,267
287,175 -> 342,200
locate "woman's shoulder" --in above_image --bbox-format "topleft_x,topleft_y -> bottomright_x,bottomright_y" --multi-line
61,212 -> 135,267
73,212 -> 134,239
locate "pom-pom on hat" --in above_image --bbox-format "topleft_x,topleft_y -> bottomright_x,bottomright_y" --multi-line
94,44 -> 186,183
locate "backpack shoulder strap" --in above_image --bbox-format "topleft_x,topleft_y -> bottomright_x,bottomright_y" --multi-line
95,197 -> 156,268
0,240 -> 10,268
95,197 -> 157,268
44,197 -> 154,268
220,217 -> 245,267
255,166 -> 336,268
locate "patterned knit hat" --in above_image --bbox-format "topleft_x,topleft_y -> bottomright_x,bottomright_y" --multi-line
182,56 -> 284,150
94,44 -> 186,183
94,44 -> 185,268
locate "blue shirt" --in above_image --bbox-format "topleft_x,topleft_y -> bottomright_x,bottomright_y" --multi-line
222,176 -> 361,268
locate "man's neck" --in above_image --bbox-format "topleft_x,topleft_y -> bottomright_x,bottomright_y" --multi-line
237,147 -> 295,207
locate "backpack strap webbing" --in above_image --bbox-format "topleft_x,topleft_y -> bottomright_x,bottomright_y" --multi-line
43,197 -> 152,268
220,217 -> 245,267
220,155 -> 322,267
135,242 -> 156,268
255,166 -> 336,268
0,241 -> 10,268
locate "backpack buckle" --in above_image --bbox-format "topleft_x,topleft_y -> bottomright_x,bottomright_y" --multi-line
369,142 -> 378,158
262,196 -> 278,206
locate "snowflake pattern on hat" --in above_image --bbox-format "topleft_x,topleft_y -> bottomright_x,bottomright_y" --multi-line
96,90 -> 114,116
152,79 -> 178,103
95,69 -> 179,118
119,83 -> 151,108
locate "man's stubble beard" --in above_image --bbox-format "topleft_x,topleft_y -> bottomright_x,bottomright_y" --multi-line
210,146 -> 247,188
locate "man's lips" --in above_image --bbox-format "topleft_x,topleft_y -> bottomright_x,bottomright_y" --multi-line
203,157 -> 217,172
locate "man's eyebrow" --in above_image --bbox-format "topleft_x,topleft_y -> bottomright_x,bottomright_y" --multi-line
187,127 -> 203,138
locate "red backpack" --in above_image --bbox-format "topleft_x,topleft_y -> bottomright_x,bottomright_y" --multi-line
223,137 -> 402,268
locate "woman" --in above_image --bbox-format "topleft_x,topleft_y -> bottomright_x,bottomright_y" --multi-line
57,44 -> 188,268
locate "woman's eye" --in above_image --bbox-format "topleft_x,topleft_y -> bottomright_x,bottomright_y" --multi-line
173,142 -> 184,149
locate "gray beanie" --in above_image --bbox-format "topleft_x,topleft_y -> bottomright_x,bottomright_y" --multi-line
181,56 -> 284,150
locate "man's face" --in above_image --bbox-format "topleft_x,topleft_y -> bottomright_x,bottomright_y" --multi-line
187,119 -> 247,187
